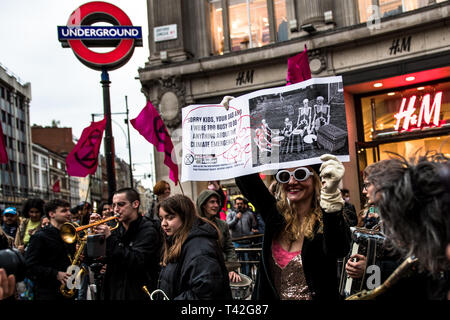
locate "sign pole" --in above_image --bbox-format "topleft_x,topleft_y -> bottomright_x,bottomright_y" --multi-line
101,69 -> 116,202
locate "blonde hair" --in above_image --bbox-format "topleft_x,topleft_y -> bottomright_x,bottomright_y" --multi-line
276,171 -> 323,240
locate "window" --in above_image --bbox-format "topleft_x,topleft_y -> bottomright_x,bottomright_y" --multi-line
361,80 -> 450,141
229,0 -> 269,51
41,157 -> 48,168
358,0 -> 447,23
42,172 -> 48,186
1,110 -> 5,123
33,153 -> 39,165
57,161 -> 62,169
209,0 -> 287,54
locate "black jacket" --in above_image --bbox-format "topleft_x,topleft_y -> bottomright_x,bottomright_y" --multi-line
157,218 -> 232,300
101,215 -> 161,300
25,224 -> 75,300
235,173 -> 350,300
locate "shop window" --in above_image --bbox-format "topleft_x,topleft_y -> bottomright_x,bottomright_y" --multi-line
357,0 -> 447,23
361,81 -> 450,141
209,0 -> 287,55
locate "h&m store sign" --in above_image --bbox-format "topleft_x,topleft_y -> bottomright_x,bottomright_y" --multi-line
394,91 -> 445,132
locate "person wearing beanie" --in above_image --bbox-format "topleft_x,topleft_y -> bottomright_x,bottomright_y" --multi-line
196,189 -> 242,283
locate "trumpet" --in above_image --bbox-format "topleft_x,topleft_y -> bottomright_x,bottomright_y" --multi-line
60,216 -> 120,244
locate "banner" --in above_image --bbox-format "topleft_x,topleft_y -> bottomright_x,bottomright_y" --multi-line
130,101 -> 179,184
0,121 -> 8,164
181,76 -> 349,182
66,117 -> 106,177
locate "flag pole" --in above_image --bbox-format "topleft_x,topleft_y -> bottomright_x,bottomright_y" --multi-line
178,179 -> 185,196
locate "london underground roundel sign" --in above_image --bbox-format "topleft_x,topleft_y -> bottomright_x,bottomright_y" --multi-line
57,1 -> 142,71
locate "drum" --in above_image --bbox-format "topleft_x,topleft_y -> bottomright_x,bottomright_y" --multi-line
230,273 -> 252,300
303,134 -> 317,144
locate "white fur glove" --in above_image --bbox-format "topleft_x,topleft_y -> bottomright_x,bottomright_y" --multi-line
319,154 -> 345,213
220,96 -> 235,110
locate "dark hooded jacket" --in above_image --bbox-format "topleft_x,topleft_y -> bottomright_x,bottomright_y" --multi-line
196,190 -> 239,272
157,218 -> 232,300
101,215 -> 161,300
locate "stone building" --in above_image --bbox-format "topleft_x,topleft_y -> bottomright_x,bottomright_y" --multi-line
138,0 -> 450,209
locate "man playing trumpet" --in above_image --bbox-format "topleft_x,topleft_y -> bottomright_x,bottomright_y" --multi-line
89,188 -> 162,300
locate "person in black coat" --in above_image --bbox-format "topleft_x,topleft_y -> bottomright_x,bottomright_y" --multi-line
156,194 -> 232,300
90,188 -> 161,300
25,199 -> 75,300
235,154 -> 351,300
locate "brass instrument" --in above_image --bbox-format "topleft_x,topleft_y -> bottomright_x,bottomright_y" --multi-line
59,214 -> 119,298
142,286 -> 169,300
60,216 -> 119,244
346,256 -> 418,300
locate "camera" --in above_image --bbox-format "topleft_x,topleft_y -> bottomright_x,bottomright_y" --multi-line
0,248 -> 26,282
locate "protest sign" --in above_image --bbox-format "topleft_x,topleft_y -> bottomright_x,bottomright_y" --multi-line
181,76 -> 349,182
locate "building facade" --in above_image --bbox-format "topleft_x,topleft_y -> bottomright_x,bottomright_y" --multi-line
0,63 -> 32,210
139,0 -> 450,209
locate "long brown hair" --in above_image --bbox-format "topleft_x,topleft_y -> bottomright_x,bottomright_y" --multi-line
276,170 -> 323,240
158,194 -> 221,266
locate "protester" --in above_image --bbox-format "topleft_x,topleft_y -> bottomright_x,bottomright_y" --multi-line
358,153 -> 449,299
14,198 -> 46,253
25,199 -> 75,300
146,180 -> 171,219
78,201 -> 93,226
90,187 -> 161,300
233,151 -> 350,299
226,197 -> 257,277
2,207 -> 19,239
340,188 -> 358,227
207,180 -> 227,220
156,194 -> 232,300
196,189 -> 241,283
99,201 -> 113,218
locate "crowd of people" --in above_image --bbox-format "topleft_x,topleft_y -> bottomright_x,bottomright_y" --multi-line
0,109 -> 449,302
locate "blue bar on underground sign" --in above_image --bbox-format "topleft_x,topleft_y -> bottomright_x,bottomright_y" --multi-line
58,26 -> 142,40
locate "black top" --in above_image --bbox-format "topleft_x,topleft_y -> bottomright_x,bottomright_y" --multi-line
157,218 -> 232,300
101,214 -> 162,300
25,224 -> 75,300
235,173 -> 351,300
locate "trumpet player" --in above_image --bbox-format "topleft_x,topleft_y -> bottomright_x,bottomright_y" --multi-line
25,199 -> 76,300
89,188 -> 162,300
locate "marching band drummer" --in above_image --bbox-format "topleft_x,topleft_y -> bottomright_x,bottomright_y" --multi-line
89,188 -> 162,300
221,95 -> 350,300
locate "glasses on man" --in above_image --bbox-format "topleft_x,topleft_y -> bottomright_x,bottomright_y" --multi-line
362,182 -> 371,191
275,167 -> 313,184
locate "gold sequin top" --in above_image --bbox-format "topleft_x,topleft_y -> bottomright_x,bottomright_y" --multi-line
269,242 -> 313,300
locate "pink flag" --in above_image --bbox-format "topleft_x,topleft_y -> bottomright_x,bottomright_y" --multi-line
0,121 -> 8,164
66,117 -> 106,177
52,179 -> 61,193
130,101 -> 179,185
286,46 -> 311,85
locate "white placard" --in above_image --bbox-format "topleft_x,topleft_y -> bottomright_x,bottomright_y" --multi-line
181,76 -> 349,182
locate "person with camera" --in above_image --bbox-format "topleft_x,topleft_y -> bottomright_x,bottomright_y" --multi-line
89,187 -> 162,300
25,199 -> 75,300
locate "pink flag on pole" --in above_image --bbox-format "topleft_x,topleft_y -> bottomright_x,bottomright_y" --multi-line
286,45 -> 312,85
130,101 -> 179,185
66,117 -> 106,177
0,121 -> 8,164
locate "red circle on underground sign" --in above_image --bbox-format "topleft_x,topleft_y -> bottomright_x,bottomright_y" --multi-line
66,1 -> 137,70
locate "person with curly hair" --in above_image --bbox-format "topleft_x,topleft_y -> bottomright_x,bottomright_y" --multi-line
14,198 -> 46,254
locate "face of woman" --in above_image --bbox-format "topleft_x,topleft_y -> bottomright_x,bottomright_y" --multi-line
29,208 -> 42,222
159,207 -> 183,237
281,167 -> 315,204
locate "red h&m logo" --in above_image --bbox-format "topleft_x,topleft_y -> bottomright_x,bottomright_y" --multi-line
393,92 -> 443,131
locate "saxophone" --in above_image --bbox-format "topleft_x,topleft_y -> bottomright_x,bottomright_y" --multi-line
345,256 -> 418,300
60,238 -> 88,298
